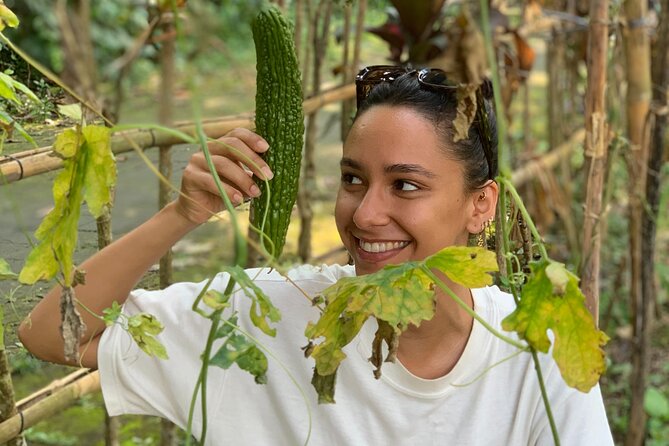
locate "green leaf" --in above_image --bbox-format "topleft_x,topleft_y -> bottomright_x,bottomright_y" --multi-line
12,79 -> 40,104
214,314 -> 238,340
127,313 -> 168,359
210,333 -> 268,384
304,245 -> 499,402
347,263 -> 434,328
0,109 -> 36,146
645,387 -> 669,420
0,4 -> 19,30
57,104 -> 83,122
221,265 -> 281,337
102,301 -> 123,326
0,257 -> 16,279
0,72 -> 18,104
311,370 -> 337,404
502,260 -> 609,392
82,126 -> 115,217
424,246 -> 498,288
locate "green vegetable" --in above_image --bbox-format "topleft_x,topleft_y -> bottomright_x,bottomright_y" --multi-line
250,5 -> 304,259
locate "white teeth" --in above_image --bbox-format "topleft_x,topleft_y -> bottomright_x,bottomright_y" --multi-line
359,239 -> 409,253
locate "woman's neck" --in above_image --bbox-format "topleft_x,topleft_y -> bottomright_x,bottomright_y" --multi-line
396,280 -> 474,379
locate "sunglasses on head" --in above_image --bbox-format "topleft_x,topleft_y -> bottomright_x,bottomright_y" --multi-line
354,65 -> 496,181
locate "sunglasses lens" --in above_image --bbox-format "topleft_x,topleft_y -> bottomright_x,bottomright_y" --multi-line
356,65 -> 408,108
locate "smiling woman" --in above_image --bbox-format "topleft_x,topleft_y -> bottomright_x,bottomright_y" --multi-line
18,68 -> 614,445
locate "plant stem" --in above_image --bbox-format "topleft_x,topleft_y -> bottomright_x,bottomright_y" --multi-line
530,349 -> 561,446
420,266 -> 528,351
501,178 -> 549,260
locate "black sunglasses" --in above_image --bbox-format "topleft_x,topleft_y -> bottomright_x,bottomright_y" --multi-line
355,65 -> 496,181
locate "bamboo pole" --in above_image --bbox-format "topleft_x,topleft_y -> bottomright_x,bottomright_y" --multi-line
157,13 -> 179,446
298,0 -> 333,262
623,0 -> 654,444
0,84 -> 356,185
579,0 -> 609,321
0,371 -> 100,444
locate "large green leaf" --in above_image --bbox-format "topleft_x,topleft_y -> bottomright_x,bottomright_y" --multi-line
0,72 -> 18,104
305,245 -> 499,402
502,260 -> 609,392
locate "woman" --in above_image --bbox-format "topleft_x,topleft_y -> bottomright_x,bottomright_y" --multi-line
19,68 -> 613,445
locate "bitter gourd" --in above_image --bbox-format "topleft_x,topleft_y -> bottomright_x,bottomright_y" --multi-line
250,4 -> 304,259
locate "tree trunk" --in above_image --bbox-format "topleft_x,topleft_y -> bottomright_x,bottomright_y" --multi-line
158,14 -> 179,446
96,201 -> 118,446
648,0 -> 669,322
579,0 -> 609,322
55,0 -> 101,120
624,0 -> 660,444
0,310 -> 21,446
340,1 -> 353,141
298,0 -> 333,261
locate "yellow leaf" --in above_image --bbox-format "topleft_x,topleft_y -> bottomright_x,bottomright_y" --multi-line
425,246 -> 498,288
53,128 -> 80,159
0,4 -> 19,30
502,260 -> 609,392
82,126 -> 115,217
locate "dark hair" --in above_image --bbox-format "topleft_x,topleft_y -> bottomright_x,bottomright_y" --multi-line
354,74 -> 498,191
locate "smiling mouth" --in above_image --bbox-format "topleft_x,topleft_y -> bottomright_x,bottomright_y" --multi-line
358,238 -> 410,253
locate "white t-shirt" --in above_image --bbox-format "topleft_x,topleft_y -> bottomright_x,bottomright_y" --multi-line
99,264 -> 613,445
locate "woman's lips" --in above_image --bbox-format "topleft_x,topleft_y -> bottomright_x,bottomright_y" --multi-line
354,237 -> 411,264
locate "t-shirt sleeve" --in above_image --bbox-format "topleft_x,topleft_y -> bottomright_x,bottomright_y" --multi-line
98,277 -> 230,430
534,382 -> 614,446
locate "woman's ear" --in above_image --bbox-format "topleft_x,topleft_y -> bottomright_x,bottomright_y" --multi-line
466,181 -> 499,234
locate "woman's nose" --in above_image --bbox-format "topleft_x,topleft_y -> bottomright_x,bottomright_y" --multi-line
352,188 -> 390,229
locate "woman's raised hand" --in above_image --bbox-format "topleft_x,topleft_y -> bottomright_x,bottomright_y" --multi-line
175,128 -> 274,226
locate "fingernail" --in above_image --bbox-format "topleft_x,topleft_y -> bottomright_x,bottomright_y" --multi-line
232,193 -> 243,204
257,140 -> 269,151
250,185 -> 261,197
261,166 -> 274,180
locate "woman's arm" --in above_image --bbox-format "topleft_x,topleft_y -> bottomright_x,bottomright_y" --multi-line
18,128 -> 272,369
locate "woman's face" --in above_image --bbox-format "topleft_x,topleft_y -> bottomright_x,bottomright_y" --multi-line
335,105 -> 483,276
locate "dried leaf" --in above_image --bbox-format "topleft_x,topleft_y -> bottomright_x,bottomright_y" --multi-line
60,286 -> 86,363
311,370 -> 337,404
452,84 -> 478,142
369,319 -> 399,379
502,260 -> 609,392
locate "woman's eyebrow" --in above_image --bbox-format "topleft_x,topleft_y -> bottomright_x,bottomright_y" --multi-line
340,157 -> 361,169
385,164 -> 437,178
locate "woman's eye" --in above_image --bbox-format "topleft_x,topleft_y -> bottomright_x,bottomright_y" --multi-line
341,173 -> 363,185
395,180 -> 419,192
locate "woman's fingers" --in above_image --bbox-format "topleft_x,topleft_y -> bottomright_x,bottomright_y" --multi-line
190,153 -> 261,199
184,166 -> 244,205
207,129 -> 274,181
